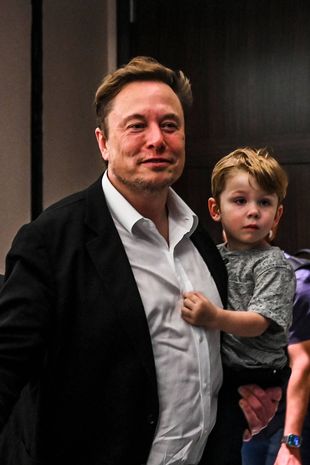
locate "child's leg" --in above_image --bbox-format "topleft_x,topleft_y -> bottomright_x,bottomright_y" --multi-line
200,383 -> 246,465
241,427 -> 283,465
201,365 -> 291,465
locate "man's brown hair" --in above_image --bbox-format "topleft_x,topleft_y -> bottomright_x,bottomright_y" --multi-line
95,56 -> 193,136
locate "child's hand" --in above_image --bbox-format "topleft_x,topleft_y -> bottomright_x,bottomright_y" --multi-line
181,291 -> 220,328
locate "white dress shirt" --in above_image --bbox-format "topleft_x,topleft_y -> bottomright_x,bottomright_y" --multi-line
102,172 -> 223,465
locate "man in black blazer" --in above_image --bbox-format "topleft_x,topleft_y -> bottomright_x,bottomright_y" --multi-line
0,57 -> 280,465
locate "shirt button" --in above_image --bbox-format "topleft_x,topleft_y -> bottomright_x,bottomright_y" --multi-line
147,414 -> 156,425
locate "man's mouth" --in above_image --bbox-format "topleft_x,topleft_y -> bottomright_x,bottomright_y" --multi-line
142,157 -> 172,164
140,158 -> 174,169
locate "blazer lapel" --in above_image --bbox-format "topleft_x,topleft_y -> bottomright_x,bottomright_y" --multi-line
84,177 -> 158,396
191,224 -> 228,307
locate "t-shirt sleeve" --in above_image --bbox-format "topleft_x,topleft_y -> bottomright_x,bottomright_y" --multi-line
247,254 -> 295,331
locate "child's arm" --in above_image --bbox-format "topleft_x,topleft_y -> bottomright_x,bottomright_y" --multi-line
181,291 -> 270,336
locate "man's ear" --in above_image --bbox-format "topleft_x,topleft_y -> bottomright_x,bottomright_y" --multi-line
208,197 -> 221,222
95,127 -> 109,162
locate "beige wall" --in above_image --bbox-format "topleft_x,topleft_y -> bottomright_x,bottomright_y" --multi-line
0,2 -> 31,274
43,0 -> 116,206
0,0 -> 116,274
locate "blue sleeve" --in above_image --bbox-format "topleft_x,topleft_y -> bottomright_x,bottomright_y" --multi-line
289,267 -> 310,344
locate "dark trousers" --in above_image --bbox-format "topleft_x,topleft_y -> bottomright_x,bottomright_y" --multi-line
199,364 -> 291,465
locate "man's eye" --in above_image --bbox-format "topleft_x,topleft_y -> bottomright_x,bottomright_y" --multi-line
161,122 -> 178,131
127,123 -> 145,130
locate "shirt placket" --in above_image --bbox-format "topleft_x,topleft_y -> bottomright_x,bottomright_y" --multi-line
173,254 -> 211,461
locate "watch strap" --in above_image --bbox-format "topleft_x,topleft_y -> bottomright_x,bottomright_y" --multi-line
281,434 -> 302,448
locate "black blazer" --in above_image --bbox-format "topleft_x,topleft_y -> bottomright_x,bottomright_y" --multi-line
0,177 -> 227,465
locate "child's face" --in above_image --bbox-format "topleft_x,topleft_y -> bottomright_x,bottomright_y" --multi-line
210,170 -> 283,251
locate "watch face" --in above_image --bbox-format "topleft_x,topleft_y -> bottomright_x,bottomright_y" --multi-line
287,434 -> 302,447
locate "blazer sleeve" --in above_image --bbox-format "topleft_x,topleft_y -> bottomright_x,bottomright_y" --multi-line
0,221 -> 53,430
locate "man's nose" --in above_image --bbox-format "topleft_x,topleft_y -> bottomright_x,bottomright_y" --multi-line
146,124 -> 165,152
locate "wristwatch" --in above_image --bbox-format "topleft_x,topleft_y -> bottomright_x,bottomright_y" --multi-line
281,434 -> 302,448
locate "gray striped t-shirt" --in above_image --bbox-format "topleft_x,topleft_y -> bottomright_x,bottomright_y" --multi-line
218,244 -> 295,370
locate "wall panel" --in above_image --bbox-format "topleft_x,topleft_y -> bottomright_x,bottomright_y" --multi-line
119,0 -> 310,254
0,2 -> 31,274
0,0 -> 116,273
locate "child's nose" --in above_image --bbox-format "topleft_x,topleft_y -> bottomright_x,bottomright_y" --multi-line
247,203 -> 260,217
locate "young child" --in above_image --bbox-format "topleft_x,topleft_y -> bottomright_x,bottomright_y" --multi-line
181,147 -> 295,465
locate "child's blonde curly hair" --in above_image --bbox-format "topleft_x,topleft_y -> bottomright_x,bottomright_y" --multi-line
211,147 -> 288,205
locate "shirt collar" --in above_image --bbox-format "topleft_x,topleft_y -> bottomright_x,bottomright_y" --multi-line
102,170 -> 198,236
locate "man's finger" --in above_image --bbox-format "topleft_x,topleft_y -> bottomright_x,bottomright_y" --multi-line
238,384 -> 282,436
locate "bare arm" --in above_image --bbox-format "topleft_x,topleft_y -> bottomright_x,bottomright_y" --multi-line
284,340 -> 310,435
274,339 -> 310,465
182,291 -> 269,337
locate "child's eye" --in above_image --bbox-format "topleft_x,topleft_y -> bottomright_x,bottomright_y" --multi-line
259,199 -> 272,207
233,197 -> 246,205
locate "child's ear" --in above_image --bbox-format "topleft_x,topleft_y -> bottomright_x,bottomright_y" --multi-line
208,197 -> 221,222
273,204 -> 283,228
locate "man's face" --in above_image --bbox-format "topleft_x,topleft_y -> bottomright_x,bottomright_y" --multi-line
95,81 -> 185,196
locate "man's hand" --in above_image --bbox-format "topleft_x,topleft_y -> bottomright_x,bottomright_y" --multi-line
238,384 -> 282,441
274,443 -> 302,465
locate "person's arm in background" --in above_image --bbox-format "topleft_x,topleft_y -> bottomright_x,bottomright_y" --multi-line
274,254 -> 310,465
274,339 -> 310,465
